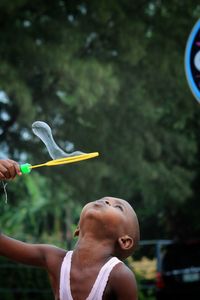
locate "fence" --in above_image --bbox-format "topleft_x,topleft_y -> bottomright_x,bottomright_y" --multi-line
0,257 -> 53,300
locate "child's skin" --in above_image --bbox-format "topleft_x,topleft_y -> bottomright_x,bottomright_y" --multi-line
0,159 -> 139,300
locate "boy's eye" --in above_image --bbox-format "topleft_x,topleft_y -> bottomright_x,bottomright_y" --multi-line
115,205 -> 123,211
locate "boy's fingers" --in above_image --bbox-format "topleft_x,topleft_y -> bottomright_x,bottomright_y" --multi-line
0,161 -> 14,179
8,161 -> 22,178
14,162 -> 22,176
7,165 -> 16,179
0,161 -> 9,180
0,159 -> 21,179
0,172 -> 6,180
8,160 -> 22,177
0,165 -> 7,175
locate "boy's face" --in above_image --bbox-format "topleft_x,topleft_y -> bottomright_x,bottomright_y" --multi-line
78,197 -> 137,241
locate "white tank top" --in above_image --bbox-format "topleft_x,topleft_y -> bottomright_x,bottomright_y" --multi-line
59,250 -> 121,300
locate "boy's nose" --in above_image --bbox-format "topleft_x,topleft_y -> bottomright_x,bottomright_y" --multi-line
105,199 -> 111,206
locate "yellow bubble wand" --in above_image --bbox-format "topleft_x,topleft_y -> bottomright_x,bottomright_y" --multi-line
20,121 -> 100,174
20,152 -> 99,174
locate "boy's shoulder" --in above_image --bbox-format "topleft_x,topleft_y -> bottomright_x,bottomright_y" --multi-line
109,261 -> 137,299
110,261 -> 136,284
43,245 -> 67,272
45,245 -> 67,264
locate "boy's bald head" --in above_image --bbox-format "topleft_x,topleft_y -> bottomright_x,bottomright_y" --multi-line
105,197 -> 140,259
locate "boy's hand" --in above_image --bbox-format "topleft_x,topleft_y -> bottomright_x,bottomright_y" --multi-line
0,159 -> 22,180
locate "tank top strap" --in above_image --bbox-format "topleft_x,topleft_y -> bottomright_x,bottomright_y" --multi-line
87,256 -> 122,300
60,250 -> 73,300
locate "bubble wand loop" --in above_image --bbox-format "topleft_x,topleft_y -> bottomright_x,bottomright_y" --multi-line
20,152 -> 99,174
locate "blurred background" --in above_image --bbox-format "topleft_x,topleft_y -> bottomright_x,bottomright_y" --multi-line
0,0 -> 200,299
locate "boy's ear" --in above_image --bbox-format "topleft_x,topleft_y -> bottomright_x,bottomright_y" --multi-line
118,235 -> 134,251
74,226 -> 80,237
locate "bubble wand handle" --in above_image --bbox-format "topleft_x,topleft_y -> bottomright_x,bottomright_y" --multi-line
20,163 -> 32,174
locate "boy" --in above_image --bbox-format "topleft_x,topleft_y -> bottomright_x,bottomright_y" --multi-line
0,159 -> 140,300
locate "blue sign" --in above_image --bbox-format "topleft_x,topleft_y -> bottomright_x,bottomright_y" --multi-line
185,19 -> 200,102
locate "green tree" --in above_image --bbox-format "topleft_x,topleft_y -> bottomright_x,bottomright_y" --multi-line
1,0 -> 200,243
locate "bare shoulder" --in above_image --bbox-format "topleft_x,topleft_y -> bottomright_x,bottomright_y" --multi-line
42,244 -> 67,270
109,262 -> 138,300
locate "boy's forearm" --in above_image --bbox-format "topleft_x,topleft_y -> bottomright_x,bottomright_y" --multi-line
0,233 -> 19,258
0,233 -> 46,267
0,233 -> 66,269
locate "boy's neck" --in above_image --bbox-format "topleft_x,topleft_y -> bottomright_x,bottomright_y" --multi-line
73,234 -> 115,267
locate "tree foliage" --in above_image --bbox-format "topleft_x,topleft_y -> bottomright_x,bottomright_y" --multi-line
1,0 -> 200,243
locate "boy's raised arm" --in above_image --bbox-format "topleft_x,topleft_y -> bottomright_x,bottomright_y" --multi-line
0,234 -> 66,268
0,159 -> 66,268
0,234 -> 46,267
